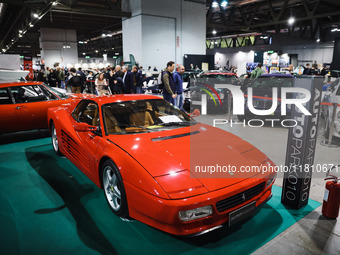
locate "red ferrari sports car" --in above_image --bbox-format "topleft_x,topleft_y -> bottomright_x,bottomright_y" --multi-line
48,94 -> 276,235
0,81 -> 83,134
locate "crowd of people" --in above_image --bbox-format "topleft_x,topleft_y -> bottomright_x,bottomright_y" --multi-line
30,61 -> 186,111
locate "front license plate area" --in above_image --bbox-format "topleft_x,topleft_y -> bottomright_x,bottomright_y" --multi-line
228,201 -> 256,227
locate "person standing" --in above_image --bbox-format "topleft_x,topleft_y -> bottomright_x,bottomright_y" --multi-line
131,65 -> 142,94
48,68 -> 57,87
303,63 -> 311,75
77,67 -> 86,92
95,73 -> 108,95
122,66 -> 134,94
162,61 -> 176,104
56,66 -> 65,89
67,68 -> 82,94
250,63 -> 264,79
173,65 -> 185,111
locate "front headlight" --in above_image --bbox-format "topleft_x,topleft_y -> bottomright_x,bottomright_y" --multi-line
179,206 -> 213,222
266,173 -> 277,188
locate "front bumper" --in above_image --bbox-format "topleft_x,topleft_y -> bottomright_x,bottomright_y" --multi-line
125,180 -> 274,236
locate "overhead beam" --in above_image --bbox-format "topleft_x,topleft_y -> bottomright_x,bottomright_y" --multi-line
208,10 -> 340,31
52,6 -> 131,18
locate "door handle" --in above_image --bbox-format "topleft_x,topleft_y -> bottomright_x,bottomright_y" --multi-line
16,106 -> 26,110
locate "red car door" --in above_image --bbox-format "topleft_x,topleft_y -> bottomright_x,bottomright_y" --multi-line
0,87 -> 19,133
10,85 -> 62,131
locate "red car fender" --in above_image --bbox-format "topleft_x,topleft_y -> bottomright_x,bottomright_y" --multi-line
95,139 -> 170,199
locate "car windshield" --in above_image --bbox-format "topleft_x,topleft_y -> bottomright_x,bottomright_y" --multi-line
102,99 -> 196,134
196,74 -> 238,84
46,84 -> 69,99
252,76 -> 293,89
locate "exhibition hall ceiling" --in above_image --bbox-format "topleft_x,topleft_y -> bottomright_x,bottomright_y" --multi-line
0,0 -> 340,57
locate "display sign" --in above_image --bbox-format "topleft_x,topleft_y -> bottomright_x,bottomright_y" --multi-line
281,76 -> 323,209
23,56 -> 34,80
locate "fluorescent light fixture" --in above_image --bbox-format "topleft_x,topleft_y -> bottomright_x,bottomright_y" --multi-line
102,33 -> 106,37
221,1 -> 228,7
288,17 -> 295,25
115,52 -> 119,55
79,41 -> 84,44
107,34 -> 112,37
212,1 -> 218,8
212,30 -> 217,35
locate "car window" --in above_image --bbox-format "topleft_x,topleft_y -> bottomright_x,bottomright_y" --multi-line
197,74 -> 237,84
73,100 -> 100,126
0,88 -> 12,104
102,99 -> 195,135
40,85 -> 58,100
10,85 -> 48,103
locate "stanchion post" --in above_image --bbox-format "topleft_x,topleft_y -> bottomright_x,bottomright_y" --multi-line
227,93 -> 232,122
328,103 -> 338,145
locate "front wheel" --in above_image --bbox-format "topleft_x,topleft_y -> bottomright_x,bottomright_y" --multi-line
51,122 -> 62,156
102,160 -> 129,218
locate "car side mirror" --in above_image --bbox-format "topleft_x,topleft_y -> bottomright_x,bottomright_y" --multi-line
74,122 -> 97,132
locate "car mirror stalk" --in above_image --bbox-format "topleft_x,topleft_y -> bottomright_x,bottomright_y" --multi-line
74,122 -> 97,132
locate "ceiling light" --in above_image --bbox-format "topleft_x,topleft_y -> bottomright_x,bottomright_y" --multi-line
95,50 -> 99,53
111,47 -> 114,50
107,34 -> 112,37
115,52 -> 119,55
29,23 -> 34,27
18,30 -> 23,34
316,38 -> 320,42
18,34 -> 23,38
212,1 -> 218,8
221,1 -> 228,7
82,52 -> 86,55
212,30 -> 217,35
288,17 -> 295,25
52,1 -> 58,6
79,41 -> 84,44
33,13 -> 39,18
102,33 -> 106,37
331,28 -> 339,32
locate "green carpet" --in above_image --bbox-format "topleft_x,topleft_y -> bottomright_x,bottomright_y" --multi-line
0,137 -> 321,255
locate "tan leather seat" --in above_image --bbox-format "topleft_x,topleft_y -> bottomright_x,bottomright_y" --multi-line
130,110 -> 154,127
92,108 -> 100,126
104,111 -> 121,134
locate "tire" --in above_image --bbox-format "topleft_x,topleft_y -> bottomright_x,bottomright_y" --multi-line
102,160 -> 129,218
51,122 -> 62,156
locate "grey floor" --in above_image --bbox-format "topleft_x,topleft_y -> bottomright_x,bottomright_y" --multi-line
196,114 -> 340,255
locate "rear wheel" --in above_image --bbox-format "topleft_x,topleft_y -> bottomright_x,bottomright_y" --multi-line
102,159 -> 129,218
51,122 -> 62,156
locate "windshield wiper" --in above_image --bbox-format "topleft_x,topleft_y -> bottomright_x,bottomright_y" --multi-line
159,122 -> 193,126
111,124 -> 150,130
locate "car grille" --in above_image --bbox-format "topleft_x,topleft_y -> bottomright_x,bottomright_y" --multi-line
216,182 -> 265,212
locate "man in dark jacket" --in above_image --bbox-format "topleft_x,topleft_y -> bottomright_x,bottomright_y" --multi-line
173,65 -> 185,110
132,65 -> 142,94
162,61 -> 176,104
122,65 -> 134,94
67,68 -> 82,94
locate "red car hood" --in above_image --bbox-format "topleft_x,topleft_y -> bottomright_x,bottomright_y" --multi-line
111,124 -> 268,192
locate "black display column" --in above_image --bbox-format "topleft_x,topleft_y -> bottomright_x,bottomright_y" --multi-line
281,76 -> 323,209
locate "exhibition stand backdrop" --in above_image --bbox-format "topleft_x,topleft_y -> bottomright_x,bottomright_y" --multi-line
0,136 -> 320,255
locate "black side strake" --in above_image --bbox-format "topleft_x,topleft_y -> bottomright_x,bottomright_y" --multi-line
151,130 -> 200,142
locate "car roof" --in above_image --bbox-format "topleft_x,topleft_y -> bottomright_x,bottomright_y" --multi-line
81,94 -> 164,106
0,81 -> 43,88
258,74 -> 294,78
